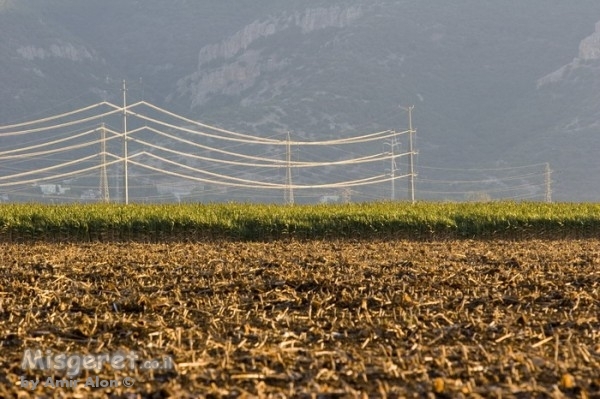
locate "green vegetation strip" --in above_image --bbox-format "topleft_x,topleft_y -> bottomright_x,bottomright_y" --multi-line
0,202 -> 598,241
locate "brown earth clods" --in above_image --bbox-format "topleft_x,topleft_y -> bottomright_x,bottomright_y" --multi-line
0,239 -> 599,398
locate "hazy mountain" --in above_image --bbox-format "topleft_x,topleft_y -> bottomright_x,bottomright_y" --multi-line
2,1 -> 600,201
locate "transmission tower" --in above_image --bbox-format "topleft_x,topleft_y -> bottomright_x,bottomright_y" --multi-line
99,124 -> 110,203
341,188 -> 352,203
122,79 -> 129,204
407,105 -> 416,204
284,131 -> 294,205
545,163 -> 552,203
384,134 -> 399,201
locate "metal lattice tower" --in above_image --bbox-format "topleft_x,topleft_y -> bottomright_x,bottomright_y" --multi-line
284,131 -> 294,205
122,80 -> 129,204
545,163 -> 552,203
99,124 -> 110,203
407,105 -> 416,204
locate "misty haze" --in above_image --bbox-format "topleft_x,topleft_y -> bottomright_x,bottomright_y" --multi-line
2,1 -> 600,202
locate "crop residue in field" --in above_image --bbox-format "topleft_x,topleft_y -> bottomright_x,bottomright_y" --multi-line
0,239 -> 599,397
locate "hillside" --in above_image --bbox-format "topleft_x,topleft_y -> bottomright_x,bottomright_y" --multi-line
2,1 -> 600,201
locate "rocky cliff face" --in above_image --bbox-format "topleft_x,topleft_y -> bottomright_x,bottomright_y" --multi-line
579,21 -> 600,60
538,20 -> 600,87
16,42 -> 96,62
0,4 -> 109,122
195,6 -> 362,65
175,6 -> 364,108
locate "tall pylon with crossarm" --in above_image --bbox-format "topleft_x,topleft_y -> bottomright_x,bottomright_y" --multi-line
99,124 -> 110,203
284,131 -> 294,205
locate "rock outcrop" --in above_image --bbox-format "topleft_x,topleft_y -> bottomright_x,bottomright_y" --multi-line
17,42 -> 96,62
579,21 -> 600,60
537,20 -> 600,87
176,6 -> 363,108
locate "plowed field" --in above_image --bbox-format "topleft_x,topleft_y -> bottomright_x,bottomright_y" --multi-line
1,239 -> 599,398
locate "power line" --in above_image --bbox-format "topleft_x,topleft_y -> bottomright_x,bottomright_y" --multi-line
417,163 -> 548,172
0,108 -> 124,137
416,171 -> 545,184
0,97 -> 551,203
0,158 -> 122,187
0,101 -> 112,130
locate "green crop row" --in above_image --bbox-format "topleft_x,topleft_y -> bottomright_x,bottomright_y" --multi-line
0,201 -> 598,241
